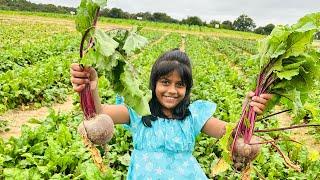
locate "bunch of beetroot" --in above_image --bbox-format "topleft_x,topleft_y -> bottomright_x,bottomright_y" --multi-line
76,0 -> 115,146
231,12 -> 320,170
75,0 -> 149,146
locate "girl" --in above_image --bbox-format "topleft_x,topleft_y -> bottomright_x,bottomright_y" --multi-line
70,49 -> 272,179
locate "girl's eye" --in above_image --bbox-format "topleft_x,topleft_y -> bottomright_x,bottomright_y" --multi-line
176,82 -> 185,88
161,80 -> 170,85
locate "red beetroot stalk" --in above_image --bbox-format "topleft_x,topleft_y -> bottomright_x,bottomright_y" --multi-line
232,70 -> 269,152
80,84 -> 96,119
79,8 -> 100,120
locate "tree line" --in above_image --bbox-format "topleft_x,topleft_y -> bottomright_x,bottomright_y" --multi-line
1,0 -> 319,38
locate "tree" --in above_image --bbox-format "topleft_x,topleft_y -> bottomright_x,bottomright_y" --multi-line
99,8 -> 110,17
315,31 -> 320,40
181,16 -> 203,26
233,14 -> 256,32
134,12 -> 153,21
209,20 -> 220,28
263,23 -> 275,34
108,8 -> 129,19
220,20 -> 233,30
254,23 -> 275,35
151,12 -> 173,22
254,27 -> 265,34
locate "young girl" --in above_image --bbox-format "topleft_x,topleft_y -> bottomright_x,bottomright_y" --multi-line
70,49 -> 272,179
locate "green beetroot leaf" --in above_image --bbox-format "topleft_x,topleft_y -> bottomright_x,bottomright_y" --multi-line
232,12 -> 320,156
76,0 -> 151,116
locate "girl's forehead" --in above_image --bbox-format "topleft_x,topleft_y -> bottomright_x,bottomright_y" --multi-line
159,70 -> 182,80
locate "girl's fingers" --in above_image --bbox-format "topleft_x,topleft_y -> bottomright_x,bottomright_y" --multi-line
252,96 -> 267,105
73,84 -> 86,92
71,63 -> 83,71
260,93 -> 273,100
246,91 -> 255,99
71,77 -> 90,85
250,101 -> 265,113
70,70 -> 89,78
252,106 -> 263,115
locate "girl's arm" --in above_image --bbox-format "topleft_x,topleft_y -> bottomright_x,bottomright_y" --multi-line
201,92 -> 273,138
70,63 -> 130,124
100,104 -> 130,124
202,117 -> 227,138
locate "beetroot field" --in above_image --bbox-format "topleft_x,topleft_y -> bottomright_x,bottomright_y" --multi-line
0,9 -> 320,179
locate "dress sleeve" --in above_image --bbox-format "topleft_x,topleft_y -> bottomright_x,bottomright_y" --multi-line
116,95 -> 141,133
189,100 -> 217,136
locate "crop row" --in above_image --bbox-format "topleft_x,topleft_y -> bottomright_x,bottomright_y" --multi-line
0,53 -> 76,113
0,29 -> 164,113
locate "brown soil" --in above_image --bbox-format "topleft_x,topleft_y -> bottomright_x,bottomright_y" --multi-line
275,106 -> 320,152
0,96 -> 74,140
180,34 -> 186,52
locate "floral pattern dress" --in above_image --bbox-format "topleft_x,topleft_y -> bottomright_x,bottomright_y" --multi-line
116,96 -> 217,180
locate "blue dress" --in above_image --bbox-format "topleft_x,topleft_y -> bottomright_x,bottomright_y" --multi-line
116,96 -> 217,180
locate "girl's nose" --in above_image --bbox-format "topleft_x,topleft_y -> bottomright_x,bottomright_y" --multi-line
167,85 -> 177,94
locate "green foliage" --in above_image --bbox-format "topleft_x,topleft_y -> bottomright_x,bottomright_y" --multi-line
0,10 -> 319,180
0,0 -> 76,13
0,53 -> 75,113
233,14 -> 256,32
0,111 -> 114,179
257,12 -> 320,122
254,24 -> 275,35
0,21 -> 79,73
181,16 -> 204,26
0,120 -> 10,133
75,1 -> 150,115
220,20 -> 234,30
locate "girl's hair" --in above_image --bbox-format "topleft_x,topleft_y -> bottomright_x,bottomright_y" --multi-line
142,48 -> 193,127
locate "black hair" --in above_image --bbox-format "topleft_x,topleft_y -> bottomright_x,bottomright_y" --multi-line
142,48 -> 193,127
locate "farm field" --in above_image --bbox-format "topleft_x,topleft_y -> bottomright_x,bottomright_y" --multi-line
0,10 -> 319,179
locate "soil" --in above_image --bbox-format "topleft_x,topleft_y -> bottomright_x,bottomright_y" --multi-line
0,96 -> 74,140
275,106 -> 320,152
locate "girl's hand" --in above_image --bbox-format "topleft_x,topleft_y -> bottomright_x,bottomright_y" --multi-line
245,91 -> 273,115
70,63 -> 98,92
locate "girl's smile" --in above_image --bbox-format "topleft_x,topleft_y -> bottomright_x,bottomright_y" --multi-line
155,70 -> 186,117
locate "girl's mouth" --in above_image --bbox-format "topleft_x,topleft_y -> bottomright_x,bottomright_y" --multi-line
163,96 -> 178,103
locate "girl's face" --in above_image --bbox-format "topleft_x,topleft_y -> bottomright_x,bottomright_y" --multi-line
155,70 -> 186,117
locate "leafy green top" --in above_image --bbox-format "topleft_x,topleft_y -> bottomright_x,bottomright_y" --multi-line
255,12 -> 320,122
75,0 -> 151,115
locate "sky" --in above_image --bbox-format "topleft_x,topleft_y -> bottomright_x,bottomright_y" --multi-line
28,0 -> 320,26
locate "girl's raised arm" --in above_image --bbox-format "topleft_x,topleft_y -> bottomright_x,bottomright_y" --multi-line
70,63 -> 130,124
201,92 -> 272,138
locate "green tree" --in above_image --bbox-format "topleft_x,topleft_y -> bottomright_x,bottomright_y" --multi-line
220,20 -> 233,30
315,31 -> 320,40
263,23 -> 275,34
108,8 -> 129,19
134,12 -> 153,21
151,12 -> 172,22
254,26 -> 265,34
209,20 -> 220,28
233,14 -> 256,32
181,16 -> 203,26
254,23 -> 275,35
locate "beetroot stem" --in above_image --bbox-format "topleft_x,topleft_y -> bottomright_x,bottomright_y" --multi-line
254,124 -> 320,133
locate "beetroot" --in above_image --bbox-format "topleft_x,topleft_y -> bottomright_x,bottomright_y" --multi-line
232,136 -> 261,171
78,114 -> 114,145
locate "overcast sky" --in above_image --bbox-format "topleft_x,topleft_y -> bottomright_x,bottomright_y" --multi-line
28,0 -> 320,26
